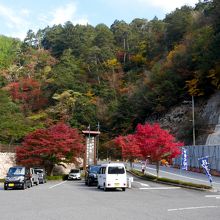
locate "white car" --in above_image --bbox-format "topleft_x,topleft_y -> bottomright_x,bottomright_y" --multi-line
30,168 -> 39,186
68,169 -> 81,180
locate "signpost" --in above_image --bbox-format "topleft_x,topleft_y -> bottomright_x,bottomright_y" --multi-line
82,130 -> 100,171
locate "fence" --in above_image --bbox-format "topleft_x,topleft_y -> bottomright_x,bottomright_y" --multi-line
173,145 -> 220,173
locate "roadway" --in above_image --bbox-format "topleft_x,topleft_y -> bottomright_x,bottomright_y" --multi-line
131,163 -> 220,191
0,176 -> 220,220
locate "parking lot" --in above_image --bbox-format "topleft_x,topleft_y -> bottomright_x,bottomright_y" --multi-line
1,176 -> 220,220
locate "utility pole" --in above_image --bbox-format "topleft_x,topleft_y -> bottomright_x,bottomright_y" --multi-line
97,122 -> 100,162
192,95 -> 196,146
88,124 -> 91,165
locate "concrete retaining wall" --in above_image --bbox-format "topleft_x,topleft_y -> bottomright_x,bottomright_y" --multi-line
0,153 -> 15,178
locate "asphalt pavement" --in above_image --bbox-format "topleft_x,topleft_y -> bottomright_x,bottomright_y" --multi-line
0,177 -> 220,220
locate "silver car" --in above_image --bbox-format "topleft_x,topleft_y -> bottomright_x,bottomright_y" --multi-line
68,169 -> 81,180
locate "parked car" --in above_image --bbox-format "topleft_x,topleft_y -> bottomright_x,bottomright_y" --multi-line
68,169 -> 81,180
33,168 -> 47,184
97,163 -> 127,191
30,168 -> 39,186
4,166 -> 32,190
85,165 -> 101,186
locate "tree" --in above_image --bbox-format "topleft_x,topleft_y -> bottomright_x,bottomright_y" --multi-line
135,123 -> 183,177
114,134 -> 141,167
0,35 -> 21,70
0,90 -> 34,145
6,78 -> 48,114
114,123 -> 183,177
16,123 -> 84,175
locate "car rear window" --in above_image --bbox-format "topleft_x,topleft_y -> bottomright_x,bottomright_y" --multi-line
89,166 -> 100,173
108,166 -> 125,174
70,169 -> 80,173
8,167 -> 25,175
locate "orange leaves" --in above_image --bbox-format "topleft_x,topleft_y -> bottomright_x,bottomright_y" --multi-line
186,78 -> 204,96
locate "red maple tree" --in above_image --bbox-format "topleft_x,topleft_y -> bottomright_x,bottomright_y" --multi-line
135,123 -> 183,177
16,123 -> 84,175
114,123 -> 183,177
114,134 -> 141,167
6,78 -> 48,113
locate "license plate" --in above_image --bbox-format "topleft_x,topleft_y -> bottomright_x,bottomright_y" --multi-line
9,183 -> 14,187
114,183 -> 120,186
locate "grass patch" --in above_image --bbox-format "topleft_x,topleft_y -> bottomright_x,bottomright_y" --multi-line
47,175 -> 67,181
0,178 -> 5,182
129,169 -> 212,190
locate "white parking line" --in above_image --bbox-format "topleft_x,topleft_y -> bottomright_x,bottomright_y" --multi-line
140,187 -> 180,190
135,181 -> 149,187
168,206 -> 219,212
205,195 -> 220,199
49,181 -> 67,189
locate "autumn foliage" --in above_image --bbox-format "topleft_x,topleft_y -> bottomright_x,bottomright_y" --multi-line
6,78 -> 47,113
114,123 -> 183,176
16,123 -> 84,175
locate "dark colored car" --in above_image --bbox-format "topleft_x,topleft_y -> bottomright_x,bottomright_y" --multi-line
85,165 -> 101,186
4,166 -> 32,190
33,168 -> 47,184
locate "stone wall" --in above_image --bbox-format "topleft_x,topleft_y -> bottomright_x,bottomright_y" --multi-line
0,153 -> 15,178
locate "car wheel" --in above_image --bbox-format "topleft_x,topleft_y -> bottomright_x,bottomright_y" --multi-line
103,183 -> 108,191
88,179 -> 91,186
22,182 -> 27,190
97,184 -> 100,189
4,186 -> 7,190
122,188 -> 126,191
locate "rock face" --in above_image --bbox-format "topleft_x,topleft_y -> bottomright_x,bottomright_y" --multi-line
0,153 -> 15,178
154,91 -> 220,145
203,92 -> 220,145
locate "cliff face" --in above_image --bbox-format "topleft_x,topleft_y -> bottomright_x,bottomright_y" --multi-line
156,91 -> 220,145
0,153 -> 15,178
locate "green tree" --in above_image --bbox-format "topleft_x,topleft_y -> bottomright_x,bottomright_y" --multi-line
0,90 -> 33,144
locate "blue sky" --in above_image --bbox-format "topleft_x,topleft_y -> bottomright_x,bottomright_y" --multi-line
0,0 -> 199,40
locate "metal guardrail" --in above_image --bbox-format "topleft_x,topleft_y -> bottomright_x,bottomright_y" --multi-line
173,145 -> 220,172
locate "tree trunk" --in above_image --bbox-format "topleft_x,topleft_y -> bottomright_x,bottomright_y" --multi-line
46,164 -> 55,176
156,161 -> 160,178
129,159 -> 132,170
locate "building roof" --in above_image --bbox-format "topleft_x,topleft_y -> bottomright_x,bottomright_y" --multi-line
82,130 -> 100,135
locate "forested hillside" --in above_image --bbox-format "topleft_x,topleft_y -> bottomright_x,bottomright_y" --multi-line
0,0 -> 219,157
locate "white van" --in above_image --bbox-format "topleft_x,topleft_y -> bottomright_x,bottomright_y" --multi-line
97,163 -> 127,191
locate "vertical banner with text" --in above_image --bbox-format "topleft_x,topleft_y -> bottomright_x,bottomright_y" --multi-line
198,156 -> 212,185
181,148 -> 188,170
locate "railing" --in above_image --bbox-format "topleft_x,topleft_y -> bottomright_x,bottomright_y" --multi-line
173,145 -> 220,172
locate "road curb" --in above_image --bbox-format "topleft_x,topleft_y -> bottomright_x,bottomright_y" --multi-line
127,170 -> 212,191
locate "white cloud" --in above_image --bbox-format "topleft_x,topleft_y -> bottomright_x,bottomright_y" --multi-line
46,3 -> 88,26
0,3 -> 31,39
137,0 -> 199,12
0,4 -> 28,28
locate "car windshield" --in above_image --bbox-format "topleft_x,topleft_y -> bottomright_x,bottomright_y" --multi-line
34,169 -> 43,174
70,169 -> 80,173
89,166 -> 100,173
108,166 -> 125,174
8,167 -> 25,175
